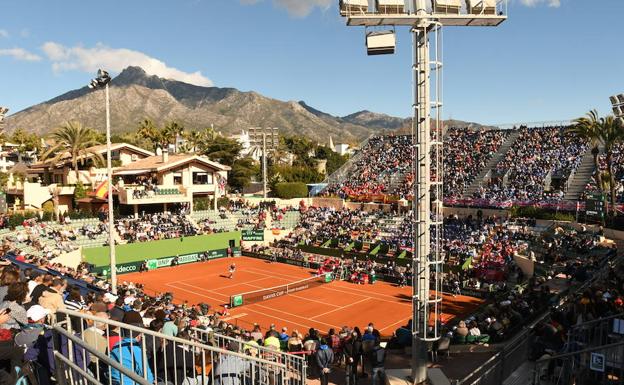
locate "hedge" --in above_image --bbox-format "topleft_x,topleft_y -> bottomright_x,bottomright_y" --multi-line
274,182 -> 308,199
509,205 -> 575,221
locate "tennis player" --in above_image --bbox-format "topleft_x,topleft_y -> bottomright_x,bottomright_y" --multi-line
228,263 -> 236,279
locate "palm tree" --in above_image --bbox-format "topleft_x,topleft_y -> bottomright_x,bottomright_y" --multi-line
41,121 -> 104,181
137,119 -> 160,152
164,121 -> 185,153
185,130 -> 204,153
598,115 -> 624,216
569,110 -> 602,190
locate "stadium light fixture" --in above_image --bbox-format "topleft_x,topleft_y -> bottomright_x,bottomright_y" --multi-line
612,94 -> 624,115
88,69 -> 117,294
337,1 -> 507,383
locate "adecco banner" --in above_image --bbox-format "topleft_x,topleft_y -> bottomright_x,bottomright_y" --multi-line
96,261 -> 142,277
98,248 -> 237,276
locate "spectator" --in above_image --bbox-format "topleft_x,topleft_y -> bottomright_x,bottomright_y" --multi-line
39,278 -> 66,314
110,333 -> 154,385
214,341 -> 250,385
316,339 -> 334,385
0,282 -> 29,329
369,338 -> 386,385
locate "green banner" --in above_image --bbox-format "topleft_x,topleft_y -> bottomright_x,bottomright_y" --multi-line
95,248 -> 236,276
242,229 -> 264,241
232,295 -> 243,307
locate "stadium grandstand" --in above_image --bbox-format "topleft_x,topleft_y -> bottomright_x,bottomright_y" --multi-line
1,3 -> 624,385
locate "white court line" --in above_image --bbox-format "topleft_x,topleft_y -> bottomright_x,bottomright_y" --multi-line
245,266 -> 314,281
166,283 -> 228,303
310,297 -> 371,320
222,313 -> 248,321
245,265 -> 407,302
315,285 -> 412,307
174,281 -> 230,299
242,282 -> 343,308
379,315 -> 412,332
167,282 -> 323,331
249,302 -> 343,329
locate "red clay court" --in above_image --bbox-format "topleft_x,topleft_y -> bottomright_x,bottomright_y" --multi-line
123,257 -> 483,336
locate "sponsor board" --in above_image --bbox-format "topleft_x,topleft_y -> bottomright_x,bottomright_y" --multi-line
242,229 -> 264,242
96,248 -> 236,276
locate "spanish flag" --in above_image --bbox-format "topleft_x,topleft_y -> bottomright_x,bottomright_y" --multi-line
94,179 -> 109,200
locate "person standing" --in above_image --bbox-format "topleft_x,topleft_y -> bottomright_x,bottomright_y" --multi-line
343,330 -> 362,385
316,339 -> 334,385
369,339 -> 386,385
228,263 -> 236,279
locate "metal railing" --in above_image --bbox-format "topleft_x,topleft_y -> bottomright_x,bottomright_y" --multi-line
191,327 -> 307,380
532,339 -> 624,385
53,309 -> 306,385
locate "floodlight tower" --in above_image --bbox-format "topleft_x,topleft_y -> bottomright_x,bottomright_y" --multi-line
338,1 -> 507,383
611,94 -> 624,123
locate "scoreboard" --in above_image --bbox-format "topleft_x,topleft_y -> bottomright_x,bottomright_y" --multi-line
585,193 -> 606,218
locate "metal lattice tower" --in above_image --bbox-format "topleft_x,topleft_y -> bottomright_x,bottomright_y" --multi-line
338,1 -> 507,383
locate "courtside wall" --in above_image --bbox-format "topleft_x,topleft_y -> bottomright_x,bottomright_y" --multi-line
83,231 -> 241,268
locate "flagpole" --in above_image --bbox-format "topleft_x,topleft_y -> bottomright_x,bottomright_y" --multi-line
105,82 -> 117,294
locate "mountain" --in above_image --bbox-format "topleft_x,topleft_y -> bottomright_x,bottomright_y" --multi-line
342,110 -> 409,131
4,66 -> 492,144
5,67 -> 390,144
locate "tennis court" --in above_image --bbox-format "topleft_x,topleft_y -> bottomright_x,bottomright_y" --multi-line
123,256 -> 483,337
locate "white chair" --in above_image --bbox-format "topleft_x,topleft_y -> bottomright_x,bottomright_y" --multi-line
467,0 -> 497,15
433,0 -> 461,14
339,0 -> 368,16
376,0 -> 405,14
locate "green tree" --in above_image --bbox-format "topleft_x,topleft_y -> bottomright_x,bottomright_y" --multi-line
229,157 -> 258,192
41,121 -> 104,179
164,121 -> 185,153
569,110 -> 603,190
598,115 -> 624,216
136,119 -> 161,152
184,130 -> 204,153
203,136 -> 242,166
11,128 -> 40,163
315,146 -> 349,175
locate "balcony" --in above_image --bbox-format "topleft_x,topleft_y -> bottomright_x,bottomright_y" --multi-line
117,185 -> 193,205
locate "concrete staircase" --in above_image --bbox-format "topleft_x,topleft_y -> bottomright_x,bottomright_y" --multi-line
462,129 -> 522,199
563,147 -> 598,201
186,214 -> 201,231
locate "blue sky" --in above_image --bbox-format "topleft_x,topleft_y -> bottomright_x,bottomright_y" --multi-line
0,0 -> 622,126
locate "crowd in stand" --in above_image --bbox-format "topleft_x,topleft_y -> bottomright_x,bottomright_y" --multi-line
0,254 -> 393,385
474,126 -> 587,202
322,127 -> 592,206
444,128 -> 508,198
324,135 -> 412,198
115,213 -> 197,243
581,142 -> 624,203
283,206 -> 415,251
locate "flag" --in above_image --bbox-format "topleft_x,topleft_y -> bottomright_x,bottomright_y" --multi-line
95,179 -> 109,200
218,175 -> 226,194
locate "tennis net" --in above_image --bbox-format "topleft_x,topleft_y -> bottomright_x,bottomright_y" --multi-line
230,274 -> 332,307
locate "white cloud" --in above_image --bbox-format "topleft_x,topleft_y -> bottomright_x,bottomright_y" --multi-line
0,30 -> 8,38
0,48 -> 42,62
520,0 -> 561,7
241,0 -> 332,17
41,42 -> 213,86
